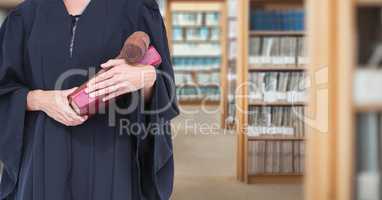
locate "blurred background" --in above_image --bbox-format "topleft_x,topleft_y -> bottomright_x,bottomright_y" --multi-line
1,0 -> 382,200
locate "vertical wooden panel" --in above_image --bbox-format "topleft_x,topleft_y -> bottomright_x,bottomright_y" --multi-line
235,0 -> 249,181
165,0 -> 173,54
220,1 -> 229,129
337,0 -> 355,199
305,0 -> 339,199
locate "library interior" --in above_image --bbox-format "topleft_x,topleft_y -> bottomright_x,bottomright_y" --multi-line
0,0 -> 381,200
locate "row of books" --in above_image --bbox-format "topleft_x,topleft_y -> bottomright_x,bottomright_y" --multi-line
247,106 -> 305,137
249,36 -> 307,66
228,19 -> 237,39
356,112 -> 382,200
228,70 -> 236,103
172,12 -> 220,26
172,57 -> 221,70
248,140 -> 304,174
227,0 -> 237,18
172,43 -> 221,57
356,8 -> 382,200
229,40 -> 237,61
175,72 -> 220,86
250,9 -> 305,31
226,102 -> 236,125
176,86 -> 220,101
173,27 -> 220,41
248,72 -> 307,103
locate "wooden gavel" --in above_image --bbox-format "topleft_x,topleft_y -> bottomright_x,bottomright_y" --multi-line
68,31 -> 162,116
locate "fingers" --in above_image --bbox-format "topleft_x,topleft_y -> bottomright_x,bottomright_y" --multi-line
86,68 -> 117,90
62,96 -> 88,126
61,89 -> 88,126
87,76 -> 122,94
102,90 -> 125,102
89,83 -> 120,98
101,59 -> 126,69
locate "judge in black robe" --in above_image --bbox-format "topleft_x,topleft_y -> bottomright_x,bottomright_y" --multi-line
0,0 -> 179,199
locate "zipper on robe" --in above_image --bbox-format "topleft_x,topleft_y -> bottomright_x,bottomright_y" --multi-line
69,15 -> 81,58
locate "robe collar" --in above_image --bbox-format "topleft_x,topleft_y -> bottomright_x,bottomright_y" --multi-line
35,0 -> 110,89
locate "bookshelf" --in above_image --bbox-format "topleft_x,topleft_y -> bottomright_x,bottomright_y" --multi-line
304,0 -> 370,200
236,0 -> 307,183
165,0 -> 228,106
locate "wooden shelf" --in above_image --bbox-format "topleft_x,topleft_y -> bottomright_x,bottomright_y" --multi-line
248,174 -> 303,184
170,1 -> 225,12
248,135 -> 305,141
358,0 -> 382,6
355,104 -> 382,112
173,40 -> 220,44
249,100 -> 307,106
248,65 -> 306,72
249,31 -> 306,36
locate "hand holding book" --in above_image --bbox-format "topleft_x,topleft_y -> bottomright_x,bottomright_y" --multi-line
68,31 -> 162,116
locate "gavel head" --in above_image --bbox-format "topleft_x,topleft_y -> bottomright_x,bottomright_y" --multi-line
119,31 -> 151,64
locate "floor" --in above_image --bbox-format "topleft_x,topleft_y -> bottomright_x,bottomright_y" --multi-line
171,105 -> 303,200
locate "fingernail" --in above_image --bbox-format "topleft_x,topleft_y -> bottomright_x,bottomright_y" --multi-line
85,88 -> 89,93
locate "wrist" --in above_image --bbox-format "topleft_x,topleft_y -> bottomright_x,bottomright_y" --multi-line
143,65 -> 157,88
27,90 -> 45,111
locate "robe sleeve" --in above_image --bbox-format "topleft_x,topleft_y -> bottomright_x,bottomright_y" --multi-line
126,1 -> 180,199
0,10 -> 30,199
137,1 -> 179,121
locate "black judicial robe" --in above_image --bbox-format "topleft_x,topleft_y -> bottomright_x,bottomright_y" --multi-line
0,0 -> 179,199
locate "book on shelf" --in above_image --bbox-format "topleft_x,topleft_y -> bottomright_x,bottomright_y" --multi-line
249,140 -> 304,175
172,43 -> 221,57
227,0 -> 237,18
186,27 -> 210,41
226,102 -> 236,124
248,72 -> 307,103
249,36 -> 306,67
210,27 -> 220,41
172,12 -> 203,26
228,19 -> 237,39
356,112 -> 381,200
250,9 -> 305,31
176,86 -> 220,102
229,40 -> 237,60
247,106 -> 305,137
173,57 -> 221,70
205,12 -> 220,26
